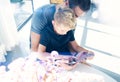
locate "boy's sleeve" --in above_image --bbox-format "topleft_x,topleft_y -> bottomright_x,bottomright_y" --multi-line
69,30 -> 75,41
39,33 -> 49,47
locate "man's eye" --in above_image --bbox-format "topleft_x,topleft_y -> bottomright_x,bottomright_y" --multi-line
75,14 -> 78,17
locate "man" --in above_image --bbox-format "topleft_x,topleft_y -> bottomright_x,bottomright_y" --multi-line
30,0 -> 91,51
37,7 -> 94,70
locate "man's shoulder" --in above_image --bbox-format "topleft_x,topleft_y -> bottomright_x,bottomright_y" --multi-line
34,4 -> 56,22
35,4 -> 56,13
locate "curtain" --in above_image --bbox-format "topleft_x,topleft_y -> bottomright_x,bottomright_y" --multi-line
0,0 -> 19,62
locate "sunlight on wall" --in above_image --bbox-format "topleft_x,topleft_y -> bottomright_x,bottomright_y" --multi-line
93,0 -> 120,27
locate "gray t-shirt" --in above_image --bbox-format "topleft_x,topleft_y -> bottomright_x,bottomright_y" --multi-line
31,4 -> 56,34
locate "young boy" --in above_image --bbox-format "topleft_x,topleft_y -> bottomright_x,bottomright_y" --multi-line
38,7 -> 94,70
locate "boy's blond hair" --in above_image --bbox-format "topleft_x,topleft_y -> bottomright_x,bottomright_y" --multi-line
54,7 -> 76,29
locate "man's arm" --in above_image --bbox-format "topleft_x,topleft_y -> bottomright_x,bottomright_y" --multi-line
30,32 -> 40,52
30,7 -> 47,52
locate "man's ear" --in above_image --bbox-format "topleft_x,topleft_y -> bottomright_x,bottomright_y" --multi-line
64,0 -> 69,6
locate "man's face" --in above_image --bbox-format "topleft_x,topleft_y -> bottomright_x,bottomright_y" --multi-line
73,6 -> 85,18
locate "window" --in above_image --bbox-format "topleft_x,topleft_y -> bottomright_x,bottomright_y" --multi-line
10,0 -> 34,31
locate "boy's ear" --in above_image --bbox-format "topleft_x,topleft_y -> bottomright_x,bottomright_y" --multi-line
52,20 -> 54,25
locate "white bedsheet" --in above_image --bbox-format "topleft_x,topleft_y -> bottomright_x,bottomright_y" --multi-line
0,53 -> 117,82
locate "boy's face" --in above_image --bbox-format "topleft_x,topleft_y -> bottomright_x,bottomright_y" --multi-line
52,20 -> 72,35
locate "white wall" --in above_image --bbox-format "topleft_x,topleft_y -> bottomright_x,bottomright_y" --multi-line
33,0 -> 50,10
93,0 -> 120,27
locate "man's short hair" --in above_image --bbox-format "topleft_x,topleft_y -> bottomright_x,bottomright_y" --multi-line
54,7 -> 76,29
69,0 -> 91,11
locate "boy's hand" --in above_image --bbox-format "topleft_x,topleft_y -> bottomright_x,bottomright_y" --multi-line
76,51 -> 95,63
87,51 -> 94,60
